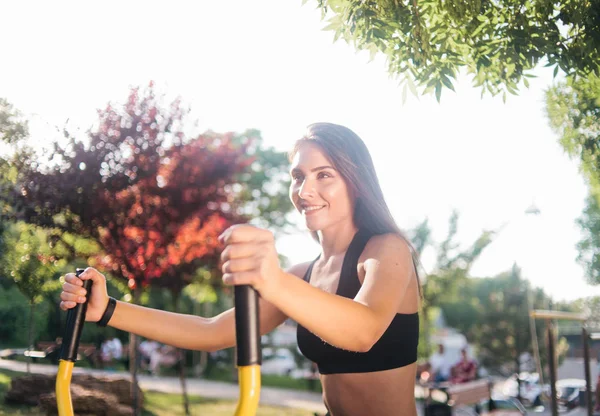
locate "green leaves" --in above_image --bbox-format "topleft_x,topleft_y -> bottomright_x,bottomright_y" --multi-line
547,74 -> 600,194
0,222 -> 61,303
547,74 -> 600,285
0,98 -> 29,145
312,0 -> 600,100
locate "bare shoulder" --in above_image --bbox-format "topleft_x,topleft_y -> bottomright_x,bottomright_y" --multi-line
285,262 -> 312,279
362,233 -> 413,263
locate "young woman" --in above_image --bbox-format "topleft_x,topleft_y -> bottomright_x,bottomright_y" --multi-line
60,122 -> 421,416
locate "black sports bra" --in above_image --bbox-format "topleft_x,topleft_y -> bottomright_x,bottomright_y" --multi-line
296,229 -> 419,374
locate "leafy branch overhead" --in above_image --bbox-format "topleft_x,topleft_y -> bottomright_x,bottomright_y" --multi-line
311,0 -> 600,101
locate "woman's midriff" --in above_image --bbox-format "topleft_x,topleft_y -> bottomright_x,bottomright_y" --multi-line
320,363 -> 417,416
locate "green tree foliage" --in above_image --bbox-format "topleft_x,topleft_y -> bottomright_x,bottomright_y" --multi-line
547,75 -> 600,191
441,265 -> 564,377
570,295 -> 600,329
311,0 -> 600,100
0,98 -> 29,263
546,65 -> 600,287
0,222 -> 64,372
0,223 -> 63,305
575,194 -> 600,285
442,265 -> 528,368
410,210 -> 495,357
0,98 -> 28,145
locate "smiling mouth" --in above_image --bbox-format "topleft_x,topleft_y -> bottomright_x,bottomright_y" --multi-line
301,205 -> 326,214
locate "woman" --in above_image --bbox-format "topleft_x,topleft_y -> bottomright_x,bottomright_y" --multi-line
450,348 -> 477,384
60,122 -> 421,416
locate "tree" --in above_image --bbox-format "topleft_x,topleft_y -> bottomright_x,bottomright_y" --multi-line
311,0 -> 600,100
546,68 -> 600,287
446,265 -> 532,370
547,75 -> 600,193
0,98 -> 29,145
410,210 -> 495,358
574,194 -> 600,285
4,84 -> 293,415
440,265 -> 569,397
0,223 -> 64,373
0,97 -> 30,269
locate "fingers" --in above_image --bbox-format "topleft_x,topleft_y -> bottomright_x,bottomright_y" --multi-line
64,273 -> 83,286
79,267 -> 106,285
219,225 -> 278,291
63,269 -> 101,293
222,257 -> 259,274
221,243 -> 263,262
63,282 -> 87,296
222,271 -> 257,286
218,224 -> 273,245
60,290 -> 86,304
60,301 -> 77,311
60,267 -> 103,308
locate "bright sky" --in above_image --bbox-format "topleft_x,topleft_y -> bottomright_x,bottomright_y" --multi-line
1,1 -> 598,302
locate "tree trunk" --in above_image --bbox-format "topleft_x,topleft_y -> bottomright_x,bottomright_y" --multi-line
193,301 -> 211,377
200,301 -> 211,374
129,287 -> 142,416
515,349 -> 522,403
173,290 -> 190,416
26,301 -> 35,374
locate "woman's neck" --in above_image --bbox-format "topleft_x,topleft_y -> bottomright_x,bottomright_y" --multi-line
318,222 -> 359,260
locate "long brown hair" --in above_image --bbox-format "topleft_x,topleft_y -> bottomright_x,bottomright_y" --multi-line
289,122 -> 422,292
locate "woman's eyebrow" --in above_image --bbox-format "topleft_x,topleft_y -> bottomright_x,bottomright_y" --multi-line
290,165 -> 335,174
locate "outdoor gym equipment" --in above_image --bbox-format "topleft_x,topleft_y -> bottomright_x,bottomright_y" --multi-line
55,270 -> 262,416
233,284 -> 261,415
56,269 -> 92,416
530,309 -> 591,416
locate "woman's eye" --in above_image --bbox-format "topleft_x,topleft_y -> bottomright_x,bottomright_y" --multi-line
292,175 -> 303,183
317,172 -> 331,179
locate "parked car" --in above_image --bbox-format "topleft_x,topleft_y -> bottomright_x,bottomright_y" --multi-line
556,378 -> 586,409
501,372 -> 543,407
260,348 -> 296,376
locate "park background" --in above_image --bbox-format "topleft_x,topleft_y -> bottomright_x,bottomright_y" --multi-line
0,1 -> 599,415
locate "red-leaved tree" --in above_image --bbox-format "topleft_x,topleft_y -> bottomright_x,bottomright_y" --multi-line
5,84 -> 292,415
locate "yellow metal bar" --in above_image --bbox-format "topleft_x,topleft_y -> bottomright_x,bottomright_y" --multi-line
530,310 -> 587,321
234,365 -> 261,416
56,360 -> 74,416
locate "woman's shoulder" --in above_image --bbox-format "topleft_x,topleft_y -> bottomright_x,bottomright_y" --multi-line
362,232 -> 412,261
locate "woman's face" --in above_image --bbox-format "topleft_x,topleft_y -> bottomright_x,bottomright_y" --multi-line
289,142 -> 355,232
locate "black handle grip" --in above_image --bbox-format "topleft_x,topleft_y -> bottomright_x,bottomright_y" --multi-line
60,268 -> 92,362
234,285 -> 261,366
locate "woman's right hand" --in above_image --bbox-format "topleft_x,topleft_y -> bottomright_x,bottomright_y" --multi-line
59,267 -> 109,322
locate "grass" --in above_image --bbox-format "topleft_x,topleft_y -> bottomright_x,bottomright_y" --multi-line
202,366 -> 322,393
5,353 -> 321,393
142,391 -> 314,416
0,368 -> 316,416
0,369 -> 44,415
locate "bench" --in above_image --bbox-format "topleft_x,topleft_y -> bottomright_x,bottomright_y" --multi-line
423,378 -> 492,416
446,378 -> 491,407
25,338 -> 98,366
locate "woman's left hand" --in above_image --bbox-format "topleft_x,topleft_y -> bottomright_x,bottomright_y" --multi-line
219,224 -> 284,298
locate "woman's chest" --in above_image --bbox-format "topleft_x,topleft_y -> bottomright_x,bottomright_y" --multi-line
309,257 -> 365,294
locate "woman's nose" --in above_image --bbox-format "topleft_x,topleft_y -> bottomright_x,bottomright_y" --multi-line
297,179 -> 314,199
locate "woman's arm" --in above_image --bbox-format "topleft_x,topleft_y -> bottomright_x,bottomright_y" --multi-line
266,234 -> 414,351
219,226 -> 415,352
60,264 -> 308,352
107,264 -> 309,351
